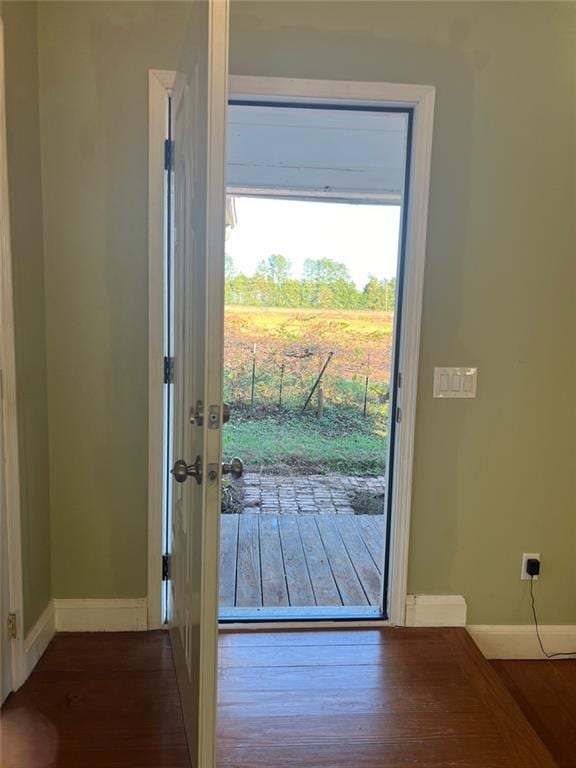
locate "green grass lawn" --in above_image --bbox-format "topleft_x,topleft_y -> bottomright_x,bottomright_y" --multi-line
223,406 -> 387,476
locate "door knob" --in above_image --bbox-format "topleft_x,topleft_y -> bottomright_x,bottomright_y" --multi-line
221,457 -> 243,479
171,456 -> 202,484
223,403 -> 231,424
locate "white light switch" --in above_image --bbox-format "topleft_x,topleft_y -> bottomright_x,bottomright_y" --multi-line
433,367 -> 477,398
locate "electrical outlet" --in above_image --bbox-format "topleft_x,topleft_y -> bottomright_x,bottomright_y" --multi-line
521,553 -> 540,581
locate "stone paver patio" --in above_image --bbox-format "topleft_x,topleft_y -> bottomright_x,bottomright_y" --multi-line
235,472 -> 385,515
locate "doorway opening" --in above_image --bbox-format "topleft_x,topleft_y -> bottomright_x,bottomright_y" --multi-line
218,100 -> 412,621
149,74 -> 435,631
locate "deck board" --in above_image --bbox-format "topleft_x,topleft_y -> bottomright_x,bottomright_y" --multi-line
278,516 -> 316,606
259,516 -> 289,607
315,516 -> 369,606
221,513 -> 385,610
297,516 -> 341,605
356,515 -> 386,571
235,514 -> 262,607
334,516 -> 382,605
219,514 -> 239,607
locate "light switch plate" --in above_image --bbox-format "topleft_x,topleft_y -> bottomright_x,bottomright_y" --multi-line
433,367 -> 478,398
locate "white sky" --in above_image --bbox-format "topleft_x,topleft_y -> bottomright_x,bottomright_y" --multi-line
226,197 -> 401,287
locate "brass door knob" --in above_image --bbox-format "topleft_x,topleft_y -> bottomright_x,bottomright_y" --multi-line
221,457 -> 243,479
171,456 -> 202,484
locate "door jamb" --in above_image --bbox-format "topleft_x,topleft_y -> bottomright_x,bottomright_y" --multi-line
147,69 -> 176,629
148,73 -> 435,629
0,18 -> 25,689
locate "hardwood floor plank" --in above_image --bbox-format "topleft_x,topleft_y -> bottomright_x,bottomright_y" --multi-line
277,515 -> 316,606
217,739 -> 513,768
218,659 -> 470,692
51,747 -> 191,768
493,659 -> 576,768
36,631 -> 174,672
219,514 -> 239,607
218,627 -> 448,647
445,630 -> 557,768
217,710 -> 508,749
218,640 -> 455,668
217,680 -> 484,716
235,514 -> 262,607
315,516 -> 368,605
334,516 -> 382,605
259,516 -> 289,607
297,516 -> 342,606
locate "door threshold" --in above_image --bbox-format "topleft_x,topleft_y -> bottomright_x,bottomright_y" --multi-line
219,605 -> 386,624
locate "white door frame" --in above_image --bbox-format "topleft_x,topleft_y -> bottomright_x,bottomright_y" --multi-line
147,68 -> 176,630
0,18 -> 25,691
148,74 -> 435,629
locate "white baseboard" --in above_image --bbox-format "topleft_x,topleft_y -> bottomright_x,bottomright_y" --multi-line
405,594 -> 467,627
24,600 -> 56,678
468,624 -> 576,659
54,598 -> 148,632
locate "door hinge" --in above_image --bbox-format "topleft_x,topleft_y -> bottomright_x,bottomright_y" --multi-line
7,612 -> 17,639
164,139 -> 174,171
396,406 -> 402,423
163,356 -> 174,384
397,371 -> 402,389
162,554 -> 171,581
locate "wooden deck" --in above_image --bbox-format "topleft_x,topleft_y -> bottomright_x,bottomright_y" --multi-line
219,513 -> 386,614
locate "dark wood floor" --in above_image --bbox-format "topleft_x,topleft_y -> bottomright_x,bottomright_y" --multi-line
0,629 -> 565,768
492,659 -> 576,768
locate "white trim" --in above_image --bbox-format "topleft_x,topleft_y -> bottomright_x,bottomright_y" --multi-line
147,69 -> 175,630
386,87 -> 435,626
54,598 -> 148,632
150,68 -> 177,93
228,76 -> 434,109
405,595 -> 467,627
468,624 -> 576,660
148,74 -> 435,629
0,18 -> 25,691
229,77 -> 436,627
230,187 -> 401,205
24,600 -> 55,678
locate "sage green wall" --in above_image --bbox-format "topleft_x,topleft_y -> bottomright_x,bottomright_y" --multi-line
3,2 -> 52,634
11,2 -> 576,624
230,1 -> 576,624
35,2 -> 192,600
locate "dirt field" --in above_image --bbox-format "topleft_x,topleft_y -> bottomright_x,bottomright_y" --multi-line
223,306 -> 392,475
225,305 -> 394,386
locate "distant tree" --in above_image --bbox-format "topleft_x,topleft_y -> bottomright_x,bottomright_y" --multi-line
256,254 -> 292,285
362,274 -> 384,310
224,254 -> 236,303
225,253 -> 395,311
361,275 -> 396,311
302,258 -> 354,307
225,253 -> 237,277
302,258 -> 351,286
383,277 -> 396,312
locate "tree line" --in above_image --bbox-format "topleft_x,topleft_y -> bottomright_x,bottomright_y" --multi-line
225,254 -> 396,311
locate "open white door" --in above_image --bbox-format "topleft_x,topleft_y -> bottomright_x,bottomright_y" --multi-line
168,1 -> 229,765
